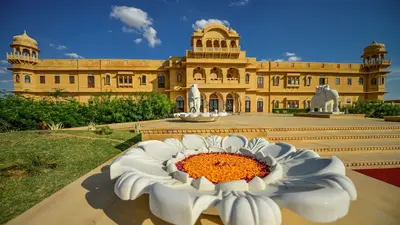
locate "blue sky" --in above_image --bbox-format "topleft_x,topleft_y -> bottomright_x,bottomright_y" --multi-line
0,0 -> 399,99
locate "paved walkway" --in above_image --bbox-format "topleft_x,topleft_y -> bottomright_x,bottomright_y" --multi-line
6,154 -> 400,225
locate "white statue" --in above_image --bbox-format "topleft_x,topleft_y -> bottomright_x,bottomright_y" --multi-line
310,85 -> 340,113
188,84 -> 201,114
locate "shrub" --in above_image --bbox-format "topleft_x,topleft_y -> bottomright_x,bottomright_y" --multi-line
272,108 -> 310,114
341,100 -> 400,118
0,91 -> 175,132
95,126 -> 113,135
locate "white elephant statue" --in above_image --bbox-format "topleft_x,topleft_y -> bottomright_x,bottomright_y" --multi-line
310,85 -> 340,113
188,84 -> 201,114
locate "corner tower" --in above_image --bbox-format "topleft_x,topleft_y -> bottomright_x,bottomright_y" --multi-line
7,30 -> 40,65
361,40 -> 391,100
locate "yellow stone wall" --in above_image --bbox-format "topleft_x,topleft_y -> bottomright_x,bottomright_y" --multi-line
6,25 -> 390,113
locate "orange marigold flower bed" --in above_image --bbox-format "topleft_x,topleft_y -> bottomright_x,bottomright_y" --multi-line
175,153 -> 270,184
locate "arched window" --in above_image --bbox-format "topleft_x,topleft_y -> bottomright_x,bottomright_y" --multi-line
226,94 -> 234,113
206,40 -> 212,48
245,74 -> 250,84
196,40 -> 203,47
245,96 -> 251,112
141,75 -> 147,85
176,96 -> 184,113
274,100 -> 279,109
177,73 -> 182,82
213,40 -> 220,48
275,76 -> 280,86
32,52 -> 36,58
158,74 -> 165,88
209,93 -> 219,112
371,78 -> 377,85
306,100 -> 311,109
16,49 -> 21,55
257,98 -> 263,112
306,76 -> 311,86
24,75 -> 31,83
221,40 -> 227,48
15,74 -> 20,83
88,73 -> 95,88
230,40 -> 237,48
105,75 -> 111,85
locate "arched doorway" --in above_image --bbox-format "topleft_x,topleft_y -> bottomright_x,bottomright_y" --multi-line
257,98 -> 264,112
245,96 -> 251,112
176,96 -> 184,113
200,94 -> 206,113
209,94 -> 219,112
226,94 -> 234,113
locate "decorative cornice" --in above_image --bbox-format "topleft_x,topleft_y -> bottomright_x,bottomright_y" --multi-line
344,160 -> 400,169
302,146 -> 400,153
269,135 -> 400,141
267,126 -> 400,132
140,128 -> 269,134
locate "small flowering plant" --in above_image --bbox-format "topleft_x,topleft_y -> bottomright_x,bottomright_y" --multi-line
110,134 -> 357,225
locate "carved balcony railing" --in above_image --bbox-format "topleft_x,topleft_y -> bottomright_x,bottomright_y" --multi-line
192,47 -> 241,53
6,52 -> 39,64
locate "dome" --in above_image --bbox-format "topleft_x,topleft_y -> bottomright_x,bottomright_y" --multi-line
12,30 -> 38,47
195,28 -> 202,33
229,29 -> 237,34
363,40 -> 386,54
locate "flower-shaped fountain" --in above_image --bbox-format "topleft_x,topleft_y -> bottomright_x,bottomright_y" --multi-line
174,84 -> 230,122
110,134 -> 357,225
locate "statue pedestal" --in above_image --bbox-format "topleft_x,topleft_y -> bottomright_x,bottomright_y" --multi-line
308,111 -> 344,115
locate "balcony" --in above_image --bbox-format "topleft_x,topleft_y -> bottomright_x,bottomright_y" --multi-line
362,59 -> 391,68
193,47 -> 241,53
6,52 -> 39,64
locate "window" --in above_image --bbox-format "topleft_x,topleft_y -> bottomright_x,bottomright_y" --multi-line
346,98 -> 351,104
371,78 -> 377,85
257,76 -> 264,88
55,75 -> 60,84
305,76 -> 311,86
358,77 -> 364,85
257,98 -> 263,112
177,73 -> 182,82
176,96 -> 184,113
274,76 -> 279,86
287,76 -> 299,86
105,75 -> 111,85
245,74 -> 250,84
287,100 -> 299,109
273,100 -> 279,109
118,76 -> 133,87
245,96 -> 251,112
15,74 -> 20,83
335,77 -> 340,85
69,75 -> 75,84
306,100 -> 311,109
141,75 -> 147,85
319,76 -> 326,85
88,73 -> 95,88
347,77 -> 352,85
24,75 -> 31,83
158,74 -> 165,88
380,77 -> 385,85
40,75 -> 45,84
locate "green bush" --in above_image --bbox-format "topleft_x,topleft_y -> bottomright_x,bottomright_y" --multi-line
272,108 -> 310,114
0,91 -> 174,132
340,100 -> 400,118
95,126 -> 113,135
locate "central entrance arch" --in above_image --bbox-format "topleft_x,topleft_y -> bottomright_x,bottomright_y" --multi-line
209,93 -> 219,112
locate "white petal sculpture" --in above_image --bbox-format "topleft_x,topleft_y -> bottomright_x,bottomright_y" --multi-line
175,84 -> 230,122
110,135 -> 357,225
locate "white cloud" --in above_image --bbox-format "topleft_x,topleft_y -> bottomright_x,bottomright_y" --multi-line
192,19 -> 230,30
261,59 -> 270,62
0,80 -> 12,83
122,26 -> 137,33
50,44 -> 68,50
0,68 -> 9,74
274,59 -> 284,62
288,56 -> 302,62
0,60 -> 8,65
56,45 -> 67,50
285,52 -> 295,57
229,0 -> 249,7
110,6 -> 161,48
64,53 -> 84,59
134,38 -> 143,44
181,16 -> 188,21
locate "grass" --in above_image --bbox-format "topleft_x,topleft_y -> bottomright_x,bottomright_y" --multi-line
0,130 -> 140,225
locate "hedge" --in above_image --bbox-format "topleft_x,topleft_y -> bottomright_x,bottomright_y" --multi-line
0,92 -> 175,132
272,108 -> 310,114
340,100 -> 400,118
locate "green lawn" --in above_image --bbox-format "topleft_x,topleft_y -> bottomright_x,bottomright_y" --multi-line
0,130 -> 140,225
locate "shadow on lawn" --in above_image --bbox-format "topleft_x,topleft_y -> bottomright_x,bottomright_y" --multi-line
82,166 -> 222,225
114,133 -> 142,151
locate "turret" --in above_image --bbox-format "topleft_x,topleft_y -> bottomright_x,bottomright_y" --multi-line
6,30 -> 40,65
361,40 -> 391,70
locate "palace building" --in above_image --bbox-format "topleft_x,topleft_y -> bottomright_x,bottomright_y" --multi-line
6,24 -> 391,113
